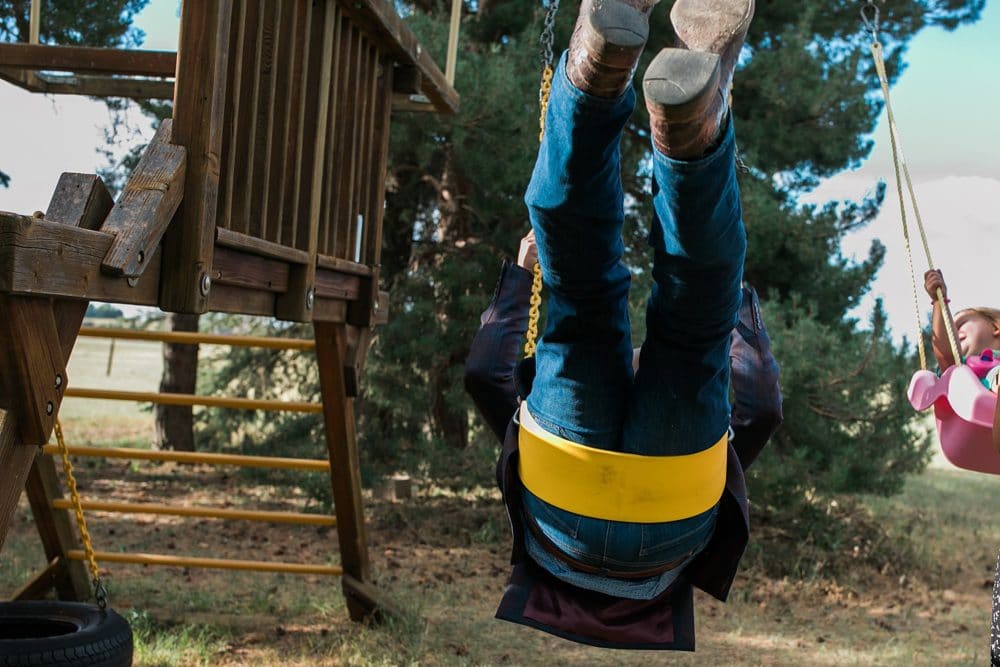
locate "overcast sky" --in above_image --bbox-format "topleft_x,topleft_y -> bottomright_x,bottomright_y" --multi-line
0,0 -> 997,339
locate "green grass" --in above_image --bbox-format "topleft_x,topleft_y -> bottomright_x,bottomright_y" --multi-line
62,335 -> 163,422
4,328 -> 1000,664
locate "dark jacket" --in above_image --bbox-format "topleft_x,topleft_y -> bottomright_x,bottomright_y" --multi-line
464,260 -> 783,650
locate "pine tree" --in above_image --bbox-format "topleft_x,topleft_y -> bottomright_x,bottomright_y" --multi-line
363,0 -> 984,501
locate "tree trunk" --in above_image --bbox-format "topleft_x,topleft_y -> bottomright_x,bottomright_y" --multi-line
429,358 -> 468,449
154,313 -> 200,451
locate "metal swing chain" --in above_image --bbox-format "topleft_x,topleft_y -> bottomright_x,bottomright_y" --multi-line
54,419 -> 109,610
525,0 -> 559,357
860,0 -> 962,369
537,0 -> 560,142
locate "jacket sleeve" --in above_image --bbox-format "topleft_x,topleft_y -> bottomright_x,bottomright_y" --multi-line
465,260 -> 534,443
729,286 -> 783,470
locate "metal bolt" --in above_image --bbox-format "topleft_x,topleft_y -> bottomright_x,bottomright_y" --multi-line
46,401 -> 54,415
306,287 -> 316,310
55,374 -> 63,389
200,272 -> 212,296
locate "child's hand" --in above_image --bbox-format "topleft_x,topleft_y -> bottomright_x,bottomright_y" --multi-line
924,269 -> 948,301
517,230 -> 538,271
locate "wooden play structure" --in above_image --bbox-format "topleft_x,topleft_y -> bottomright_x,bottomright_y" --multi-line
0,0 -> 457,621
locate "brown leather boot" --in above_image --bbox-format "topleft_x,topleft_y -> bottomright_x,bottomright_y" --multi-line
643,48 -> 724,158
565,0 -> 652,99
670,0 -> 754,98
644,0 -> 754,158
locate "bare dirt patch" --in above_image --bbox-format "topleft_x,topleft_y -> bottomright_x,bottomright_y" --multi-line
2,455 -> 993,666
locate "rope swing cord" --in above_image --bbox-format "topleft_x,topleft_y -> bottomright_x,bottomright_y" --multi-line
862,1 -> 962,370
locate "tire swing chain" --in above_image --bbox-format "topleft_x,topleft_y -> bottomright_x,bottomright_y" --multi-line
54,419 -> 109,611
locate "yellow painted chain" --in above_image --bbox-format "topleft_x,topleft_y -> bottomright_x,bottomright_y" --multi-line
523,262 -> 544,357
54,419 -> 108,609
538,64 -> 554,142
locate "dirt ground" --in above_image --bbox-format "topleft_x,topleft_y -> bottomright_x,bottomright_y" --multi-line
2,452 -> 994,666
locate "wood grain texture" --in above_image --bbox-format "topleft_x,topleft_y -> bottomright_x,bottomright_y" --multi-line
160,0 -> 234,313
100,119 -> 186,278
315,322 -> 372,620
0,43 -> 176,76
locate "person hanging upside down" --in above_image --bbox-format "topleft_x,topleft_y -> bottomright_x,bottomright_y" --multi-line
464,0 -> 783,649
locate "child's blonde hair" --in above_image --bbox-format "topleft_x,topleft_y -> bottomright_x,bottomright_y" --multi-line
956,307 -> 1000,329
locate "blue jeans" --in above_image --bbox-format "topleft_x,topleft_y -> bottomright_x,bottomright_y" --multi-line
522,52 -> 746,598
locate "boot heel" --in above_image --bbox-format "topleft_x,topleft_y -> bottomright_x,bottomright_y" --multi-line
643,48 -> 726,158
566,0 -> 650,98
642,48 -> 720,121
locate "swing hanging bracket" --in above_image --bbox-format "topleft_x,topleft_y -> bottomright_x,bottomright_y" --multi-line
861,1 -> 881,45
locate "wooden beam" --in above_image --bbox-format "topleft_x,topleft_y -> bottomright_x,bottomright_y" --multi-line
216,228 -> 309,265
29,0 -> 40,45
339,0 -> 458,114
11,558 -> 64,601
211,245 -> 290,293
100,119 -> 186,278
342,573 -> 403,625
314,322 -> 372,621
0,295 -> 67,445
159,0 -> 233,313
0,213 -> 160,306
0,417 -> 37,552
0,43 -> 176,77
29,71 -> 173,100
24,457 -> 91,600
0,174 -> 113,552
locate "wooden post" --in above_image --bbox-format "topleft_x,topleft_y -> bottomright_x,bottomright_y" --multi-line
0,295 -> 67,446
159,0 -> 233,313
276,1 -> 335,322
0,174 -> 113,553
23,457 -> 91,600
314,321 -> 376,620
29,0 -> 40,44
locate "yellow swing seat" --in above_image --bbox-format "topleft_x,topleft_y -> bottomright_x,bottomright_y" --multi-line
517,404 -> 728,523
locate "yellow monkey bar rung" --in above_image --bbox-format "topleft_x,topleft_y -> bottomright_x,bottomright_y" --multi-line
77,327 -> 316,351
50,499 -> 337,526
67,550 -> 343,576
62,387 -> 322,413
41,444 -> 330,471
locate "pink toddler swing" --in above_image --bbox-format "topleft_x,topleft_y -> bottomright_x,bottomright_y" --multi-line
908,366 -> 1000,474
865,20 -> 1000,475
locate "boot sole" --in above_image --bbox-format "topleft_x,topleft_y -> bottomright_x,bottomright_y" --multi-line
670,0 -> 753,78
642,48 -> 720,121
580,0 -> 649,68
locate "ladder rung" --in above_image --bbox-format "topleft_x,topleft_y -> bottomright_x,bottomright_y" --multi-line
78,326 -> 316,350
50,499 -> 336,526
63,387 -> 322,413
41,444 -> 330,471
68,550 -> 343,576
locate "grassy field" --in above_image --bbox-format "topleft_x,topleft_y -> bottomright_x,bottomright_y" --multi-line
2,326 -> 999,665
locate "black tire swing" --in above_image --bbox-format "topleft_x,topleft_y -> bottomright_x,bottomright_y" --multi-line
0,422 -> 133,666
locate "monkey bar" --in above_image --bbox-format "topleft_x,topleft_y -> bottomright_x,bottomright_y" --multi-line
0,0 -> 458,623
